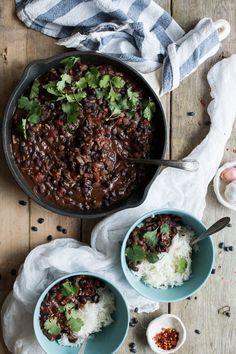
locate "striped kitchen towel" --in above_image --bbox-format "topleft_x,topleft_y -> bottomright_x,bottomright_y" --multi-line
15,0 -> 221,94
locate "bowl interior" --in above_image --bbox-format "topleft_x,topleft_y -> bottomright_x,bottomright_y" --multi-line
2,51 -> 166,218
33,272 -> 129,354
121,209 -> 214,302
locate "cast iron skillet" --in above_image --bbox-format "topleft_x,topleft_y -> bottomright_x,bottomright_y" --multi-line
2,51 -> 167,218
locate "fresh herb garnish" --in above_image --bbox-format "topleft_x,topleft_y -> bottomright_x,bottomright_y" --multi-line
61,281 -> 79,296
176,256 -> 188,273
74,77 -> 87,90
99,74 -> 110,88
18,118 -> 27,139
111,76 -> 125,88
44,318 -> 61,335
43,81 -> 61,96
143,98 -> 156,120
85,67 -> 101,88
68,317 -> 84,332
57,73 -> 72,92
30,79 -> 40,100
146,253 -> 159,263
17,91 -> 41,127
160,223 -> 170,234
126,245 -> 146,262
143,228 -> 158,246
127,87 -> 139,107
60,56 -> 80,70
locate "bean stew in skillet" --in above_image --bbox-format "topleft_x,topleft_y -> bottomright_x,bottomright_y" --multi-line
11,56 -> 156,211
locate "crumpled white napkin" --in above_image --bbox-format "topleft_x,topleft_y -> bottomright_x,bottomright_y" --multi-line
2,55 -> 236,354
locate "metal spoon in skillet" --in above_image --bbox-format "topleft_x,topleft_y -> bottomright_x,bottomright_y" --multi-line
190,217 -> 230,246
126,158 -> 199,172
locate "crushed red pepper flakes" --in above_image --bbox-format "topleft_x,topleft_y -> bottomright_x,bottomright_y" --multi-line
153,327 -> 179,351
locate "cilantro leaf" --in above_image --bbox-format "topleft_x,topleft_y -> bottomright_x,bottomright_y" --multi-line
85,67 -> 101,88
61,281 -> 79,296
111,76 -> 125,88
176,256 -> 188,273
126,245 -> 146,262
160,223 -> 170,234
146,253 -> 159,264
143,99 -> 156,121
57,73 -> 72,92
62,102 -> 80,124
68,317 -> 84,332
108,87 -> 118,102
95,89 -> 107,99
127,88 -> 139,107
43,81 -> 60,96
60,56 -> 80,70
44,318 -> 61,336
143,228 -> 158,246
99,75 -> 110,88
30,79 -> 40,100
28,112 -> 40,124
18,118 -> 27,139
74,77 -> 87,90
17,96 -> 35,111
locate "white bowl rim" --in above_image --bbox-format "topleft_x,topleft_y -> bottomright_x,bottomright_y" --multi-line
213,161 -> 236,211
146,314 -> 186,353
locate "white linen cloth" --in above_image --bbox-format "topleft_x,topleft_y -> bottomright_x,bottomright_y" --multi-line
2,55 -> 236,353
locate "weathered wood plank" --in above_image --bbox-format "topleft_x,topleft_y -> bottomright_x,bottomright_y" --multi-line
171,1 -> 236,354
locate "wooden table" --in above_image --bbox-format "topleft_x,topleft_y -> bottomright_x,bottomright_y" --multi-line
0,1 -> 235,353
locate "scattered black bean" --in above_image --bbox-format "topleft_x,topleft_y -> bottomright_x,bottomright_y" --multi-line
129,322 -> 136,328
31,226 -> 38,232
62,228 -> 67,234
187,296 -> 191,300
130,349 -> 137,353
187,111 -> 195,116
229,246 -> 234,251
47,235 -> 53,242
194,296 -> 198,300
211,268 -> 216,274
57,225 -> 63,232
11,269 -> 17,276
218,242 -> 224,249
37,218 -> 44,224
195,329 -> 200,334
129,342 -> 136,349
225,312 -> 231,317
19,200 -> 27,206
134,307 -> 139,313
224,246 -> 229,252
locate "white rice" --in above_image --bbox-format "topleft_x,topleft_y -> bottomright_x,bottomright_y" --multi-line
134,226 -> 194,289
59,287 -> 115,347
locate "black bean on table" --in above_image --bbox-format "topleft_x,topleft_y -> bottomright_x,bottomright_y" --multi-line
37,217 -> 44,224
18,200 -> 27,206
31,226 -> 38,232
47,235 -> 53,242
195,329 -> 200,334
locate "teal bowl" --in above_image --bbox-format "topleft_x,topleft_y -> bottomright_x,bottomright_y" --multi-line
33,272 -> 129,354
121,208 -> 215,302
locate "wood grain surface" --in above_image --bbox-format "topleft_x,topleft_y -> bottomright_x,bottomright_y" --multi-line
0,1 -> 235,353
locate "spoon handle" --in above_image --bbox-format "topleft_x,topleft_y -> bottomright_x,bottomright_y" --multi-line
78,337 -> 88,354
190,217 -> 230,246
126,158 -> 199,172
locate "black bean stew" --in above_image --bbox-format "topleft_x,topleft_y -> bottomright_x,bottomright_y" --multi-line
11,56 -> 156,211
40,275 -> 105,343
125,214 -> 182,271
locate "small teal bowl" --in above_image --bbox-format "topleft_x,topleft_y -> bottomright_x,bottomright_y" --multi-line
121,208 -> 214,302
34,272 -> 129,354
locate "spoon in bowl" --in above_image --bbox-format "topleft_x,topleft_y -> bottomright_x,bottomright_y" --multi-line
78,337 -> 88,354
190,217 -> 230,246
126,158 -> 199,172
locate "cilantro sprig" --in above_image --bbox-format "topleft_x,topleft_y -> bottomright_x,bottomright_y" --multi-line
61,280 -> 79,296
143,228 -> 158,246
176,256 -> 188,273
44,318 -> 61,336
59,302 -> 84,333
60,56 -> 80,70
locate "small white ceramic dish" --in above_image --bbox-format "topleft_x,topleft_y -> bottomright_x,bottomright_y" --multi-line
213,161 -> 236,211
146,314 -> 186,354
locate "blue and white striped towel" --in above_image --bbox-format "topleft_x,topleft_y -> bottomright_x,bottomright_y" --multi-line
16,0 -> 221,94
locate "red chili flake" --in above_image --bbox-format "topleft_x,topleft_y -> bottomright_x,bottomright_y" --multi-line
153,327 -> 179,351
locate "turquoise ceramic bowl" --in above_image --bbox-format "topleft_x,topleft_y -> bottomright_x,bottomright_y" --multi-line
121,208 -> 214,302
34,272 -> 129,354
